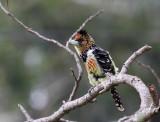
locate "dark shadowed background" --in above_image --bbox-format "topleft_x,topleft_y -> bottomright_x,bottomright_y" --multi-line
0,0 -> 160,121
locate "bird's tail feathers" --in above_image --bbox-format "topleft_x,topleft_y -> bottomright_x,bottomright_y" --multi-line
110,87 -> 124,111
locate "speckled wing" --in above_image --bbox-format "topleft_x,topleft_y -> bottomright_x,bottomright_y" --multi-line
92,45 -> 116,75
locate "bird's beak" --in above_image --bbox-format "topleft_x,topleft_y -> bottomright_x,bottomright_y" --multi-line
69,39 -> 79,45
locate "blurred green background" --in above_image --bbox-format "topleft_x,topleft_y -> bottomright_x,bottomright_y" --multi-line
0,0 -> 160,121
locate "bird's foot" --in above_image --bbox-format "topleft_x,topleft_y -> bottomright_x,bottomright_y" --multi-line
87,86 -> 97,103
88,86 -> 95,96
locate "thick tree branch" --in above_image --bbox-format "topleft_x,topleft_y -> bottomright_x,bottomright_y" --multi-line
18,74 -> 158,122
120,45 -> 152,74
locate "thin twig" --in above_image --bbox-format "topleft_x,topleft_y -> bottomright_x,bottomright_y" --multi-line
66,9 -> 104,48
0,1 -> 67,50
68,68 -> 82,101
18,104 -> 33,121
136,60 -> 160,87
120,45 -> 152,74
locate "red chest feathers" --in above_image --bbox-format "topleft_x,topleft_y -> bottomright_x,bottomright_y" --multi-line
85,58 -> 97,72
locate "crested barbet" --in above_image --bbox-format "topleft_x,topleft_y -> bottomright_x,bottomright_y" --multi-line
69,30 -> 124,111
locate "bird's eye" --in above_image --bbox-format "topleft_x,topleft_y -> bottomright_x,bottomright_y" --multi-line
77,38 -> 83,43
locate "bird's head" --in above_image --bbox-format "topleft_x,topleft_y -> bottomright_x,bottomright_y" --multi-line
69,30 -> 94,56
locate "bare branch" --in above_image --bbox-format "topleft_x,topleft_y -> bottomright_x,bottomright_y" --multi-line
120,45 -> 152,74
136,60 -> 160,87
68,68 -> 82,102
0,1 -> 73,53
66,9 -> 104,48
0,1 -> 59,47
148,84 -> 159,107
20,74 -> 159,122
18,104 -> 33,121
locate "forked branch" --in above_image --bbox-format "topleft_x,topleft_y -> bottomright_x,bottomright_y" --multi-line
68,68 -> 82,102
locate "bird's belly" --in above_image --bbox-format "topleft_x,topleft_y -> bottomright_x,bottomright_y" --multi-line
85,58 -> 106,86
88,74 -> 106,86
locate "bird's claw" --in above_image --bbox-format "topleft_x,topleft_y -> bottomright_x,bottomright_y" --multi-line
87,86 -> 97,103
88,86 -> 95,96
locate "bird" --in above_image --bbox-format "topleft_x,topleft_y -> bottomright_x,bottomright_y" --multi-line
69,29 -> 124,111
